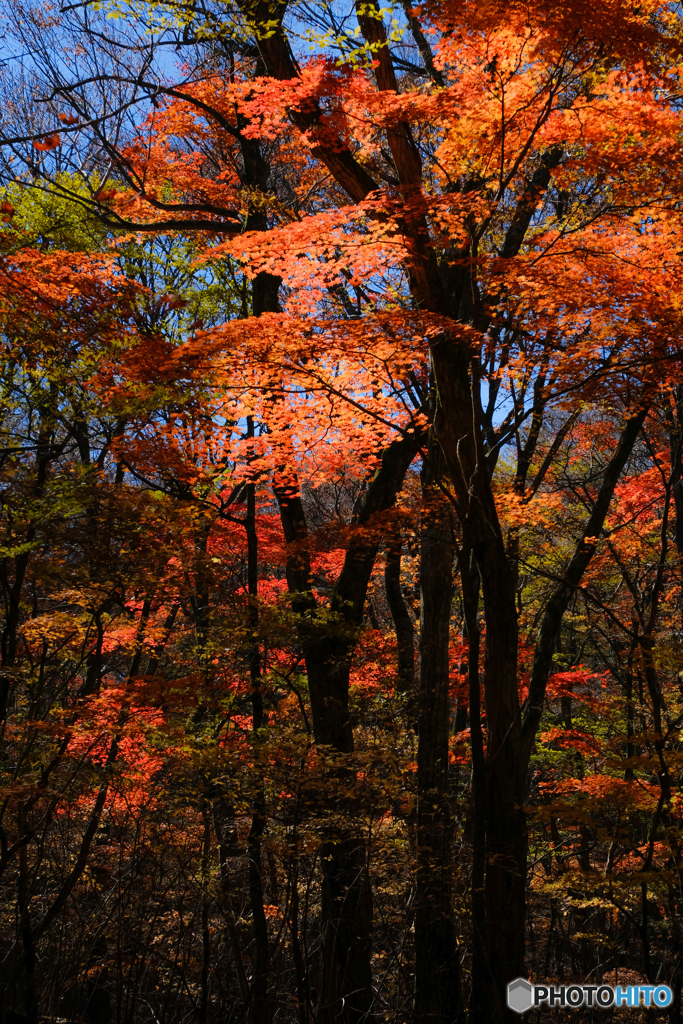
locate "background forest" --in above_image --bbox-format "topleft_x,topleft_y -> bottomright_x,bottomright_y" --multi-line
1,0 -> 683,1021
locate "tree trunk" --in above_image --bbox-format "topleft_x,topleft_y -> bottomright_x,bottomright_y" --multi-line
245,432 -> 271,1024
428,340 -> 524,1024
318,836 -> 373,1024
18,805 -> 38,1024
384,527 -> 416,709
414,445 -> 460,1024
456,549 -> 487,1021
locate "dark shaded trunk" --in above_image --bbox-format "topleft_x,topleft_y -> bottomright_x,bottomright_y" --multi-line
128,597 -> 152,680
145,603 -> 179,678
318,838 -> 373,1024
384,529 -> 415,704
456,549 -> 487,1020
0,419 -> 53,723
481,655 -> 526,1024
429,344 -> 524,1024
213,808 -> 251,1007
80,610 -> 106,698
478,523 -> 525,1024
34,741 -> 117,942
246,644 -> 270,1024
191,520 -> 212,662
289,431 -> 425,750
668,386 -> 683,558
286,833 -> 312,1024
454,551 -> 479,734
199,808 -> 212,1024
17,806 -> 38,1024
245,437 -> 271,1024
414,447 -> 460,1024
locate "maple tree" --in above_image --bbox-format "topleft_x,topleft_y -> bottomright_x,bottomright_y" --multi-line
1,0 -> 683,1022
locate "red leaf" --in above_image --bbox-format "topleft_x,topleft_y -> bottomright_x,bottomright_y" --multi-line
94,188 -> 118,203
33,133 -> 61,152
158,293 -> 190,310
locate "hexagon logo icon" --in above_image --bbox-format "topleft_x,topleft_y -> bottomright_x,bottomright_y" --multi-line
507,978 -> 534,1014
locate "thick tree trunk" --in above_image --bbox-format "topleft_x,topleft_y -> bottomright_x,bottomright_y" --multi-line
456,549 -> 487,1021
318,837 -> 373,1024
477,536 -> 525,1023
414,447 -> 460,1024
481,742 -> 527,1024
480,543 -> 525,1023
429,341 -> 524,1024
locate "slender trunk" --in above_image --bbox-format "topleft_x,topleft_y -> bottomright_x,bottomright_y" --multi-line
414,446 -> 460,1024
128,596 -> 152,680
246,738 -> 270,1019
34,739 -> 118,941
145,602 -> 179,678
288,842 -> 311,1024
668,387 -> 683,560
245,452 -> 270,1024
192,521 -> 212,664
0,420 -> 53,723
199,807 -> 212,1024
625,670 -> 635,781
213,808 -> 251,1005
80,610 -> 106,697
384,530 -> 415,701
454,552 -> 479,733
18,804 -> 38,1024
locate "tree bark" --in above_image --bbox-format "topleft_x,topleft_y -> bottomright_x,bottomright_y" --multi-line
456,548 -> 487,1021
246,454 -> 271,1024
414,445 -> 460,1024
384,528 -> 416,703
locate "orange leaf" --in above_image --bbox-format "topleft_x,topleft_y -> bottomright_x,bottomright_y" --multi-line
33,134 -> 61,151
159,293 -> 190,310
